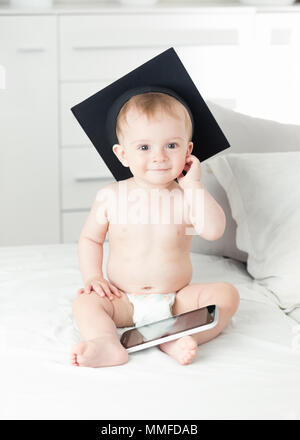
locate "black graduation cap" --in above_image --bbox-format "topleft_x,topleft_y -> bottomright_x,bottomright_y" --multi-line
71,47 -> 230,182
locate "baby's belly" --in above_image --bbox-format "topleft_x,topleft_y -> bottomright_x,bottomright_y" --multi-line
106,251 -> 193,295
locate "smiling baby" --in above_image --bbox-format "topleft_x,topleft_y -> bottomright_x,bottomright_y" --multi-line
70,91 -> 239,368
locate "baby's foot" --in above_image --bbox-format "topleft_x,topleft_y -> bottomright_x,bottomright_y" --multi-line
70,335 -> 128,368
159,335 -> 198,365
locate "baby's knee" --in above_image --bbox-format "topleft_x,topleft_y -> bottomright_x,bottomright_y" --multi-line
72,291 -> 113,317
212,282 -> 240,313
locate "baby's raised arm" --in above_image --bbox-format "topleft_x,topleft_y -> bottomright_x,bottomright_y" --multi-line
77,185 -> 121,300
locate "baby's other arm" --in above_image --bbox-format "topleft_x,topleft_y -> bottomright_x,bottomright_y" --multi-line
178,155 -> 225,241
185,181 -> 226,241
77,185 -> 122,302
77,184 -> 114,284
77,185 -> 121,300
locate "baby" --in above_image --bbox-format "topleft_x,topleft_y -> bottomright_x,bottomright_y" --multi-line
70,92 -> 239,368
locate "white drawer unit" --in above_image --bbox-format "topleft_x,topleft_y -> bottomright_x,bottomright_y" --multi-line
0,15 -> 59,246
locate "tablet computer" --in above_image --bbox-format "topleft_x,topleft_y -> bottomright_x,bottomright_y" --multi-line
120,305 -> 218,353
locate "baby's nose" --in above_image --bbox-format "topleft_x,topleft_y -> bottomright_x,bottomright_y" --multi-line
153,150 -> 167,161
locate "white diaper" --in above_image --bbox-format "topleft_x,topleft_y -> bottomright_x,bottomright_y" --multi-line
126,292 -> 176,329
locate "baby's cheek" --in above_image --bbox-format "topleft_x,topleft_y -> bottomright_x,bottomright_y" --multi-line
176,155 -> 186,168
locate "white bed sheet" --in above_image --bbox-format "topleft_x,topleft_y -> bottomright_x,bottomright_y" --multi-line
0,243 -> 299,420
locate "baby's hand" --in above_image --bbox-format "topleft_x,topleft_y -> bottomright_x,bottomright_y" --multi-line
177,154 -> 202,189
77,276 -> 122,301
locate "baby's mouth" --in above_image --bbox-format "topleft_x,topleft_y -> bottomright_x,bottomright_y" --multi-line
149,168 -> 170,171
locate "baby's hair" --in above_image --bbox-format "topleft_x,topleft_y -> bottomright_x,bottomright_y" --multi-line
116,92 -> 193,144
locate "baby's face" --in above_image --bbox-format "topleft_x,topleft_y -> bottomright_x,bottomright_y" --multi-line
113,105 -> 193,188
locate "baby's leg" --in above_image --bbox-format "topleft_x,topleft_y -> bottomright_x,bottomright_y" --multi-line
71,291 -> 134,368
159,282 -> 240,365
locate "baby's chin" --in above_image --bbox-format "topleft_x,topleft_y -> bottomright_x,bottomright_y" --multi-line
141,175 -> 179,188
129,168 -> 180,186
147,168 -> 179,178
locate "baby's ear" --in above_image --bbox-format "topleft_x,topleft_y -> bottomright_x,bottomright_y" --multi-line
112,144 -> 129,167
186,141 -> 193,156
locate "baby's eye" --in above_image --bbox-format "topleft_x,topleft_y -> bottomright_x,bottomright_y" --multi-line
167,143 -> 177,149
139,145 -> 149,151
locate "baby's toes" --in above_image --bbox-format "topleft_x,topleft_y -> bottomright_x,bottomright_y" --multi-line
181,339 -> 198,365
72,355 -> 79,366
181,351 -> 196,365
71,341 -> 86,365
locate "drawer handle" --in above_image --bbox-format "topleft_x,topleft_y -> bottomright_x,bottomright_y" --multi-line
72,45 -> 104,51
72,29 -> 238,49
75,176 -> 113,182
17,46 -> 46,53
271,29 -> 292,46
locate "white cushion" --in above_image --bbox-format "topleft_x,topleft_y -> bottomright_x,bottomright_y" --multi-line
190,100 -> 300,261
208,152 -> 300,313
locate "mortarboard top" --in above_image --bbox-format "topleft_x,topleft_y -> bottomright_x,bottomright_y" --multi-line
71,47 -> 230,182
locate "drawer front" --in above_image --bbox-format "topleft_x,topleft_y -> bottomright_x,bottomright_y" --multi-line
62,211 -> 87,243
59,13 -> 254,81
250,13 -> 300,124
61,147 -> 115,211
62,211 -> 109,243
255,13 -> 300,46
0,15 -> 56,55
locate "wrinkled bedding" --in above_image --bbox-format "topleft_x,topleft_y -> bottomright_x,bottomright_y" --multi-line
0,243 -> 299,420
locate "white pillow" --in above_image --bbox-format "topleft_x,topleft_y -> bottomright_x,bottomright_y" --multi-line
209,152 -> 300,313
190,101 -> 300,262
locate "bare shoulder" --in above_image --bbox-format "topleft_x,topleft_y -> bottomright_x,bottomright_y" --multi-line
97,180 -> 118,193
98,178 -> 133,196
95,181 -> 118,202
95,178 -> 134,211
